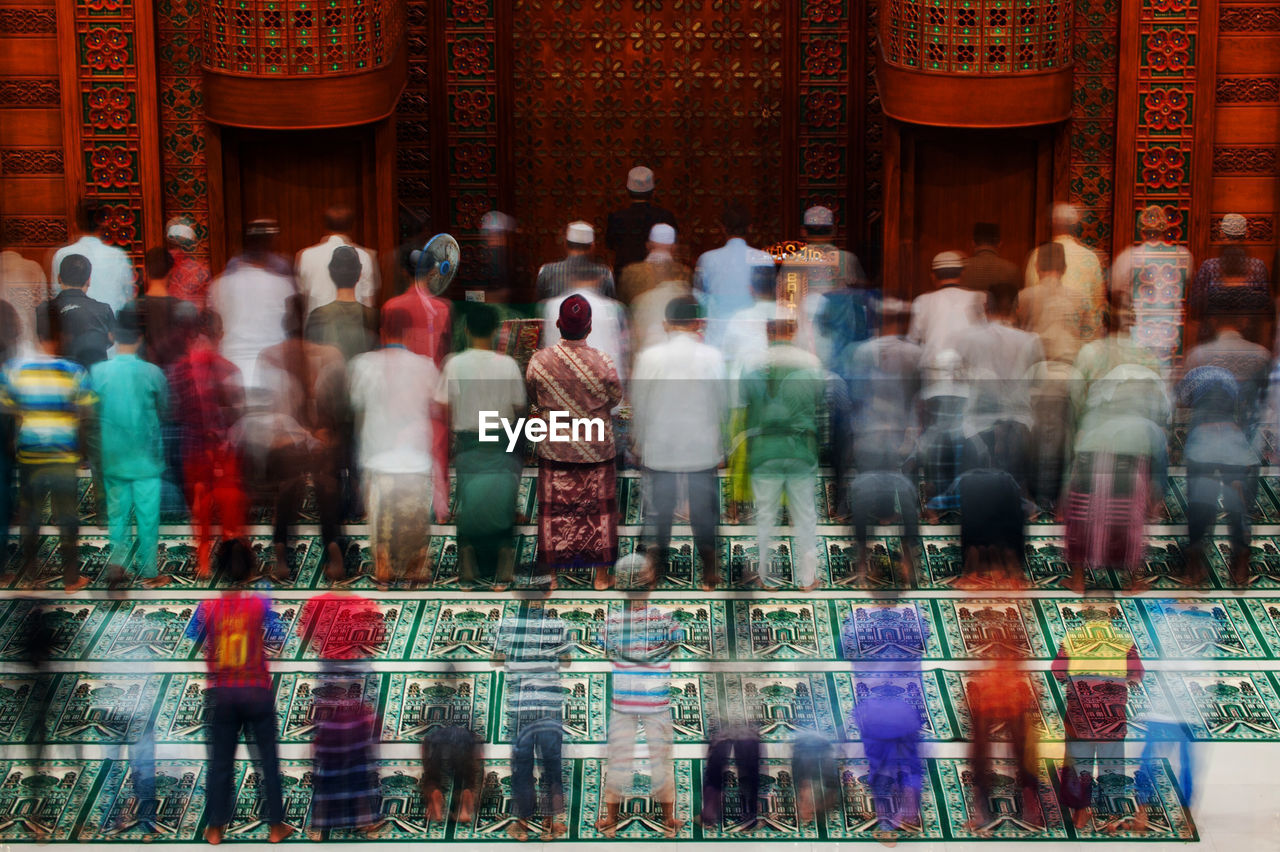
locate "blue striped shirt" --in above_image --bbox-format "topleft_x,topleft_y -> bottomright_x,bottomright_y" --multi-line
0,355 -> 94,464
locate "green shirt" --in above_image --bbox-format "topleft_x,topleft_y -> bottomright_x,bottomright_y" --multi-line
89,353 -> 169,479
739,343 -> 826,472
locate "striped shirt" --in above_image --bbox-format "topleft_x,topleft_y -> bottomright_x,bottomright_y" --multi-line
602,605 -> 682,714
0,354 -> 94,464
495,608 -> 569,726
185,593 -> 280,690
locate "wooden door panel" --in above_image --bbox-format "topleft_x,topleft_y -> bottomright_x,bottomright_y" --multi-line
909,128 -> 1041,298
223,126 -> 372,262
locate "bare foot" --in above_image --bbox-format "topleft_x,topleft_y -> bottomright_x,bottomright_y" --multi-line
427,788 -> 445,822
594,817 -> 617,838
268,823 -> 295,843
203,826 -> 224,845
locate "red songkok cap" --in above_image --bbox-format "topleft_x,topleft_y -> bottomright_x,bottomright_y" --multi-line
557,293 -> 592,337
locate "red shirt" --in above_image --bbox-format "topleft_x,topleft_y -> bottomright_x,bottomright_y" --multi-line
169,247 -> 212,309
381,287 -> 451,369
190,593 -> 275,689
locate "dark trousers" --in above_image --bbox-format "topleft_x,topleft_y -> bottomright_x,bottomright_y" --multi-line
970,711 -> 1037,817
848,472 -> 920,546
511,719 -> 564,820
269,445 -> 342,552
206,687 -> 284,828
17,461 -> 79,584
1187,461 -> 1258,549
645,467 -> 718,575
700,730 -> 761,826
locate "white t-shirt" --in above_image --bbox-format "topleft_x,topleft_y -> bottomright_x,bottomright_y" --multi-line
296,235 -> 379,312
631,332 -> 727,471
348,346 -> 439,474
207,263 -> 295,390
907,285 -> 986,365
432,348 -> 526,432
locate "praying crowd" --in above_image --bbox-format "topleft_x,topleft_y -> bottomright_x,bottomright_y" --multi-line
0,163 -> 1273,843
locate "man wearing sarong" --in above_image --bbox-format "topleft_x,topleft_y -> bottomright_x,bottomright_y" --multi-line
435,303 -> 527,589
348,305 -> 446,587
526,294 -> 624,590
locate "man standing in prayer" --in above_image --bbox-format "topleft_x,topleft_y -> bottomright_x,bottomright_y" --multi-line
166,309 -> 248,579
0,309 -> 96,592
136,247 -> 190,370
92,305 -> 171,589
597,554 -> 684,839
606,166 -> 678,281
541,265 -> 629,383
536,221 -> 617,300
1024,203 -> 1107,338
738,317 -> 825,591
207,219 -> 295,390
185,546 -> 292,844
630,294 -> 727,590
51,201 -> 136,314
907,251 -> 986,366
781,205 -> 867,364
164,218 -> 213,309
694,204 -> 775,350
434,303 -> 527,589
40,253 -> 115,368
305,245 -> 379,361
960,222 -> 1019,296
527,294 -> 623,590
493,600 -> 571,841
348,305 -> 445,586
617,222 -> 690,307
296,205 -> 380,313
380,242 -> 453,369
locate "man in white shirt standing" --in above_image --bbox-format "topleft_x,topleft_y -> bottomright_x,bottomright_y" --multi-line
348,304 -> 445,587
206,219 -> 296,391
295,205 -> 380,312
630,295 -> 728,590
51,201 -> 136,314
907,251 -> 987,366
694,204 -> 776,350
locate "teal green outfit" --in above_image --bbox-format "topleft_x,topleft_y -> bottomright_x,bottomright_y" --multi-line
90,353 -> 169,578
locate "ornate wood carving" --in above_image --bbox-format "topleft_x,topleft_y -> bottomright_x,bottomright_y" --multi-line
1213,146 -> 1277,175
0,78 -> 60,107
0,216 -> 68,244
0,7 -> 57,34
0,148 -> 64,174
55,0 -> 164,264
1219,5 -> 1280,31
1216,76 -> 1280,103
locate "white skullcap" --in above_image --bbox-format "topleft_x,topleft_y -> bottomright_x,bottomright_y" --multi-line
803,206 -> 834,228
480,210 -> 515,234
627,166 -> 655,194
565,221 -> 594,245
648,223 -> 676,245
1051,203 -> 1080,229
1221,213 -> 1248,239
931,250 -> 966,271
165,217 -> 196,244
